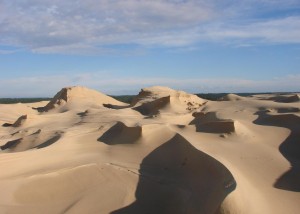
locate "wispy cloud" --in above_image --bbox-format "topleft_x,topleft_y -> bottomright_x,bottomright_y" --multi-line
0,73 -> 299,97
1,0 -> 300,54
205,16 -> 300,44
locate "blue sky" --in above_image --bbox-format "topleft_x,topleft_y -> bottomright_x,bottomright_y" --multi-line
0,0 -> 300,97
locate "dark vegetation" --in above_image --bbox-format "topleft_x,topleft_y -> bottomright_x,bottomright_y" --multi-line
195,93 -> 286,101
0,98 -> 51,104
111,95 -> 134,104
195,93 -> 228,101
0,96 -> 134,104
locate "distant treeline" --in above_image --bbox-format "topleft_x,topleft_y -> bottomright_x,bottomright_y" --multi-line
0,96 -> 134,104
111,95 -> 134,104
195,93 -> 228,101
0,93 -> 291,104
0,98 -> 51,104
195,93 -> 270,101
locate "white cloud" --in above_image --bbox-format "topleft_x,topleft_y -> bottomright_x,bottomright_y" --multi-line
0,73 -> 299,97
0,0 -> 300,54
0,0 -> 214,53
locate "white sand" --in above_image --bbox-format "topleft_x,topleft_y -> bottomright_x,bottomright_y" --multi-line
0,86 -> 299,214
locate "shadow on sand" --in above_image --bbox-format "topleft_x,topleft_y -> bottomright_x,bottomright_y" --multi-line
110,134 -> 236,214
254,111 -> 300,192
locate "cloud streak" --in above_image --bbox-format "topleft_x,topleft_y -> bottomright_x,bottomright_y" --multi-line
1,0 -> 300,54
205,16 -> 300,44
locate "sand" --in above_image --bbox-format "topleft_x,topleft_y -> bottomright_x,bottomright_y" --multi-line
0,86 -> 299,214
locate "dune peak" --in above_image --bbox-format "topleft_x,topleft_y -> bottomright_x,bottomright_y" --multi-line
41,86 -> 124,112
219,93 -> 244,101
131,86 -> 206,115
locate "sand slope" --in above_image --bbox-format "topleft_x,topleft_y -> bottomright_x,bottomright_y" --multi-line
0,86 -> 299,214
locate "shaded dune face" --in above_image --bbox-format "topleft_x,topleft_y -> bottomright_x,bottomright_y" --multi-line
12,115 -> 28,127
41,87 -> 69,112
98,122 -> 142,145
190,112 -> 235,134
272,95 -> 300,103
111,134 -> 236,214
130,89 -> 154,107
254,111 -> 300,192
256,94 -> 300,103
133,96 -> 171,116
277,107 -> 300,113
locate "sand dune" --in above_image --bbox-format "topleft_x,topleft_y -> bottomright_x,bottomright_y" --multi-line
98,122 -> 142,145
218,93 -> 245,101
131,86 -> 206,116
0,86 -> 299,214
40,86 -> 126,112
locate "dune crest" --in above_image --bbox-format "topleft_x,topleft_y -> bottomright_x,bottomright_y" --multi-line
132,86 -> 206,115
219,93 -> 244,101
40,86 -> 125,112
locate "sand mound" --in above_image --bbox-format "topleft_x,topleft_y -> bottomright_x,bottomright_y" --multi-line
131,86 -> 206,115
0,103 -> 37,126
219,94 -> 244,101
40,86 -> 125,112
190,111 -> 235,133
131,86 -> 175,105
98,122 -> 142,145
0,130 -> 61,152
113,134 -> 236,214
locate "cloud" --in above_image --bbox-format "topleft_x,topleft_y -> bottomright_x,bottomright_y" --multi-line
0,49 -> 19,55
0,0 -> 300,54
205,16 -> 300,44
0,0 -> 214,53
0,73 -> 299,97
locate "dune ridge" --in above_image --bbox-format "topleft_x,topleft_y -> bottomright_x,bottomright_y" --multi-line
0,86 -> 299,214
40,86 -> 126,112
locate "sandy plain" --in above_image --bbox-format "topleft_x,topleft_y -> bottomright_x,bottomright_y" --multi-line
0,86 -> 299,214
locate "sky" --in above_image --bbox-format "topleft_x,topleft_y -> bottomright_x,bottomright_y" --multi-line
0,0 -> 300,97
